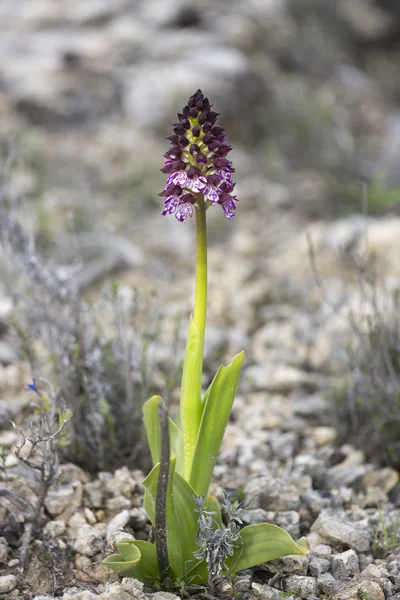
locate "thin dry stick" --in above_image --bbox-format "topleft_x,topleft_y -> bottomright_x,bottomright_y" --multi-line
11,378 -> 72,570
155,401 -> 171,586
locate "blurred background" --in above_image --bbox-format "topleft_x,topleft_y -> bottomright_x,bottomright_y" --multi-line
2,0 -> 400,469
1,0 -> 400,252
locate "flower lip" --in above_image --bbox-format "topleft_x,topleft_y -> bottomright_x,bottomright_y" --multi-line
167,170 -> 188,187
160,89 -> 238,221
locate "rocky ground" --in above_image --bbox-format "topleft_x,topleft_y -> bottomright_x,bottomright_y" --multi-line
1,0 -> 400,598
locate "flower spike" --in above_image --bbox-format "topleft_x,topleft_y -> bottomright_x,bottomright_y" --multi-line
160,90 -> 238,221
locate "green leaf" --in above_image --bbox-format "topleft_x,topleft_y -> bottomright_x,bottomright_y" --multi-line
143,462 -> 157,526
180,317 -> 203,479
226,524 -> 310,575
143,395 -> 183,472
185,558 -> 209,586
143,395 -> 163,464
295,537 -> 311,554
142,457 -> 199,580
127,540 -> 159,588
117,540 -> 142,563
189,351 -> 245,497
172,472 -> 199,574
103,540 -> 159,588
103,553 -> 138,577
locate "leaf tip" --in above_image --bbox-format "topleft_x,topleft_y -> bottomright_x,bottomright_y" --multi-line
296,536 -> 311,555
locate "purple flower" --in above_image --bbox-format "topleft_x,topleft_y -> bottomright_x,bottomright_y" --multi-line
27,378 -> 39,394
160,90 -> 238,221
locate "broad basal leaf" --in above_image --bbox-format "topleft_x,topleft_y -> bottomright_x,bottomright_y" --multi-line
103,539 -> 159,587
143,395 -> 183,472
102,553 -> 138,578
226,523 -> 310,575
126,540 -> 159,588
142,457 -> 199,580
185,558 -> 209,586
189,351 -> 244,497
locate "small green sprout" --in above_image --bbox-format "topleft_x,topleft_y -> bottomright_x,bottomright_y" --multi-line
372,504 -> 400,558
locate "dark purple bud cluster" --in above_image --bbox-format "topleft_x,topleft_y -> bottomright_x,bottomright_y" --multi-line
159,90 -> 238,222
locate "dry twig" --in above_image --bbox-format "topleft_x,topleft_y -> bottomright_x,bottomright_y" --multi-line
11,377 -> 72,570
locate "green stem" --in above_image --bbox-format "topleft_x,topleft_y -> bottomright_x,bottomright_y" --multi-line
193,196 -> 207,361
180,196 -> 208,479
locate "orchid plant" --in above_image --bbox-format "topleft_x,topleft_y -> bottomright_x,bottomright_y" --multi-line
104,90 -> 309,589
